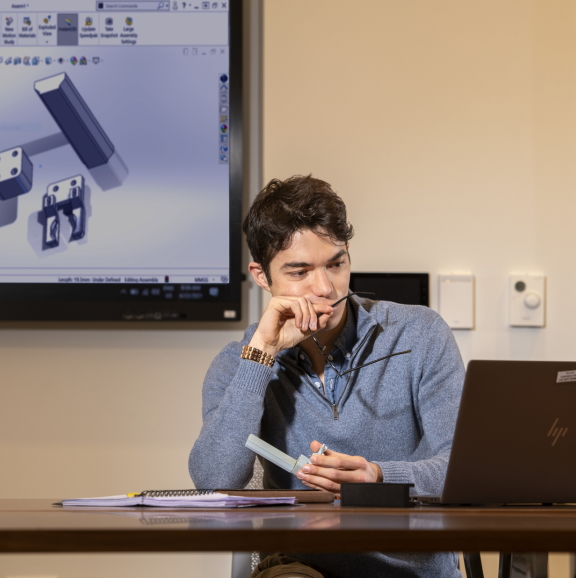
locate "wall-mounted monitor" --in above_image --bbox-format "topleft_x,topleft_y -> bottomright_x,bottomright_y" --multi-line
350,273 -> 429,307
0,0 -> 242,321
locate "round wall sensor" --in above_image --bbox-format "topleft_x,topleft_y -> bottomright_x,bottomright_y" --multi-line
524,291 -> 541,308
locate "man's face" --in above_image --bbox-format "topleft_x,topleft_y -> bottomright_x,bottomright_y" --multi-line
264,229 -> 351,331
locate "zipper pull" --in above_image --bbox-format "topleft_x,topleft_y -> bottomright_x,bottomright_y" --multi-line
332,404 -> 339,420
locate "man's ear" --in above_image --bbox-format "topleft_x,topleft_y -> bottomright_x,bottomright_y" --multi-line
248,262 -> 271,293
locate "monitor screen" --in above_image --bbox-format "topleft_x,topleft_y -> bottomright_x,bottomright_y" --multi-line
0,0 -> 242,321
350,273 -> 429,307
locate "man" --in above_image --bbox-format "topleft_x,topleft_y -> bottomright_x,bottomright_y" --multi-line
189,175 -> 464,578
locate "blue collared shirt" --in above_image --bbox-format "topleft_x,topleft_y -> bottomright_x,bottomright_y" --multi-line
290,303 -> 357,404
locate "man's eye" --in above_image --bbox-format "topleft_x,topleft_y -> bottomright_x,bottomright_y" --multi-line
329,261 -> 344,268
290,270 -> 307,277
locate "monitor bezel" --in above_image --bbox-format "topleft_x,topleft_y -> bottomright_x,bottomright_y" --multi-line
0,0 -> 243,322
349,272 -> 429,307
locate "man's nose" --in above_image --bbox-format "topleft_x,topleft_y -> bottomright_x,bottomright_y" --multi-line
310,269 -> 333,298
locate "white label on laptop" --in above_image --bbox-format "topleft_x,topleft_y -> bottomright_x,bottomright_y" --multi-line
557,370 -> 576,383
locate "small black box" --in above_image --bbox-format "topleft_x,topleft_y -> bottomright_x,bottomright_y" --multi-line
340,483 -> 414,508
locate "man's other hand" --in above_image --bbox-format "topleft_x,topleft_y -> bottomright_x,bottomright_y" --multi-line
296,440 -> 383,495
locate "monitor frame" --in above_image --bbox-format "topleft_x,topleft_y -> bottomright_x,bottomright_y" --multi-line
349,272 -> 429,307
0,0 -> 244,322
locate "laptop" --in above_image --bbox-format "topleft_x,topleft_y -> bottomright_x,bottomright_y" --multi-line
416,360 -> 576,505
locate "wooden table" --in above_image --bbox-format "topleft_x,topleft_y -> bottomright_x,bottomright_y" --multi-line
1,499 -> 576,555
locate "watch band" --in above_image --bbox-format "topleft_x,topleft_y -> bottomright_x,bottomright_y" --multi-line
241,345 -> 275,368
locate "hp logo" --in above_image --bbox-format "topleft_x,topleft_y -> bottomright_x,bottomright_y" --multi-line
547,418 -> 568,446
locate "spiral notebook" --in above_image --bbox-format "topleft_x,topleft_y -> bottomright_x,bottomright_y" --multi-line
60,489 -> 297,508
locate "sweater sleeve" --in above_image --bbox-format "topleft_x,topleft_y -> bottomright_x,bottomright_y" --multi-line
188,336 -> 274,489
374,314 -> 465,496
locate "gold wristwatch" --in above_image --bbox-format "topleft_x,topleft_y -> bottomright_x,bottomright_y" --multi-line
241,345 -> 275,368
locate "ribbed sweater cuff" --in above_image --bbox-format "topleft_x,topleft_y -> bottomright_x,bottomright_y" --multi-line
235,358 -> 274,397
376,461 -> 413,484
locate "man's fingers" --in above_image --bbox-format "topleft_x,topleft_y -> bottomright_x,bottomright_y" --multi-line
271,297 -> 333,332
307,299 -> 318,332
309,440 -> 324,453
298,296 -> 314,332
273,297 -> 308,329
310,451 -> 365,471
308,443 -> 364,470
300,474 -> 341,494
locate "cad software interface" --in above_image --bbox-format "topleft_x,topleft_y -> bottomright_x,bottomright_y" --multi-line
0,0 -> 231,298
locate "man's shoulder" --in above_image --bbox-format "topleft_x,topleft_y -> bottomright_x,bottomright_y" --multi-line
356,297 -> 442,332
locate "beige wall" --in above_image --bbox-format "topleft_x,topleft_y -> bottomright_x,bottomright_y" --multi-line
264,0 -> 576,365
1,0 -> 574,576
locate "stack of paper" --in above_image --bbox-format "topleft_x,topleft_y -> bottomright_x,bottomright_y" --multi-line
61,493 -> 297,508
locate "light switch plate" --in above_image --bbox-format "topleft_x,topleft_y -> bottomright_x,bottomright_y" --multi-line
438,274 -> 475,329
509,274 -> 546,327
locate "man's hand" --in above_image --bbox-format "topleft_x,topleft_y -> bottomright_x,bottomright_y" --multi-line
296,440 -> 383,495
248,296 -> 335,357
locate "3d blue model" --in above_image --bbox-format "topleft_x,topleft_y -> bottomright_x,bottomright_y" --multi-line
42,175 -> 86,249
34,73 -> 115,169
0,147 -> 33,201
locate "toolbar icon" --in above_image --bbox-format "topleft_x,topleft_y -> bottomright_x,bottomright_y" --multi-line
5,57 -> 12,65
43,16 -> 52,24
5,17 -> 14,26
45,57 -> 53,65
79,56 -> 87,65
70,56 -> 78,65
32,56 -> 40,65
85,17 -> 93,26
65,18 -> 73,27
126,17 -> 133,25
105,17 -> 113,26
92,57 -> 100,64
14,57 -> 21,65
24,17 -> 32,26
23,56 -> 30,66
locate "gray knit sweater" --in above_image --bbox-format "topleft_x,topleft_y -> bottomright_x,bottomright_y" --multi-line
189,296 -> 465,578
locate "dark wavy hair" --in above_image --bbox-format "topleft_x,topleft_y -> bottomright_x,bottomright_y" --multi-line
243,175 -> 354,284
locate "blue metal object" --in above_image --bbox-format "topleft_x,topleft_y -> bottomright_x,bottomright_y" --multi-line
35,73 -> 114,169
0,147 -> 33,200
42,175 -> 86,249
